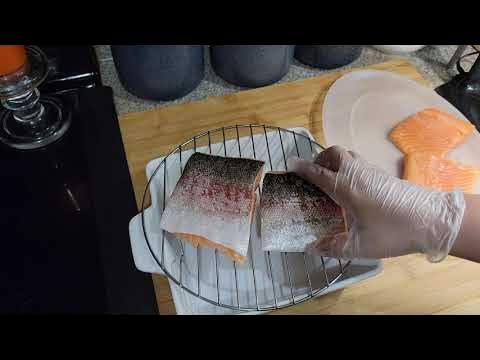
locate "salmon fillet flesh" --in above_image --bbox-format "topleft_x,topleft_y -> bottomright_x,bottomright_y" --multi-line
389,108 -> 475,157
403,152 -> 480,193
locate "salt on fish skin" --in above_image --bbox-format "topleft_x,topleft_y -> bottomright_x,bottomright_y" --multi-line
261,172 -> 346,252
160,152 -> 264,264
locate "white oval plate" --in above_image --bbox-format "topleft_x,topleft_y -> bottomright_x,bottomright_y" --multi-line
372,45 -> 426,54
322,69 -> 480,192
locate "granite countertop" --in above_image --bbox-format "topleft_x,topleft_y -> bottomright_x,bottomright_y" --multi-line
94,45 -> 477,116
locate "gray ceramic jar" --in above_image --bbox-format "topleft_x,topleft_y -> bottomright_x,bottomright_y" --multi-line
210,45 -> 295,88
294,45 -> 363,69
111,45 -> 204,101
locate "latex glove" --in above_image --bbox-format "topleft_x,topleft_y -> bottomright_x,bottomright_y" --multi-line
287,146 -> 466,262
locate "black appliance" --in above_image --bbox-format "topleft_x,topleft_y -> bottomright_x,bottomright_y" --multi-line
436,50 -> 480,130
0,46 -> 157,314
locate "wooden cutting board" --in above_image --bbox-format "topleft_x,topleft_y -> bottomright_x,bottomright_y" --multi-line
119,59 -> 480,315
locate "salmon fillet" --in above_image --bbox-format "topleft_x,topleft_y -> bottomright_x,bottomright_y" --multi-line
261,172 -> 346,252
389,108 -> 475,157
175,196 -> 258,263
403,152 -> 480,193
160,152 -> 264,264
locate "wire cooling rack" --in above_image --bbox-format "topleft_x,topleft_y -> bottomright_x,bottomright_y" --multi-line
140,124 -> 351,312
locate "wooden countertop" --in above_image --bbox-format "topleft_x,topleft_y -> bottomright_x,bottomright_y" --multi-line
119,59 -> 480,315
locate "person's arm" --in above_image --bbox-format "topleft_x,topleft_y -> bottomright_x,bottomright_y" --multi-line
450,194 -> 480,263
289,145 -> 472,263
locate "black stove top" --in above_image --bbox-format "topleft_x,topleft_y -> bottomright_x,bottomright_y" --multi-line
40,46 -> 102,94
0,46 -> 157,314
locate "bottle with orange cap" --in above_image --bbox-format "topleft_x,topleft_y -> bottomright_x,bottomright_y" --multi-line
0,45 -> 27,76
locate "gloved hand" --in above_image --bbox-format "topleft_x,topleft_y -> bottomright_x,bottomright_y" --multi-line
287,146 -> 466,262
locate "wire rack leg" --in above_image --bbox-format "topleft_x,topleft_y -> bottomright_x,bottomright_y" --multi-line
283,252 -> 296,304
321,256 -> 330,286
303,253 -> 314,297
197,246 -> 201,295
249,236 -> 260,311
266,251 -> 278,309
215,249 -> 220,303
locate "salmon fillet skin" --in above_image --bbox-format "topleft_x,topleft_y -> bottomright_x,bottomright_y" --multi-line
261,172 -> 346,252
160,152 -> 264,264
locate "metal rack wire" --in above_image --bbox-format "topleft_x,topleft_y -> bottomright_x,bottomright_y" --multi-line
141,124 -> 350,312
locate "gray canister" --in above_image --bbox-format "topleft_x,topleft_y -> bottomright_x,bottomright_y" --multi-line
210,45 -> 294,88
111,45 -> 204,101
294,45 -> 363,69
